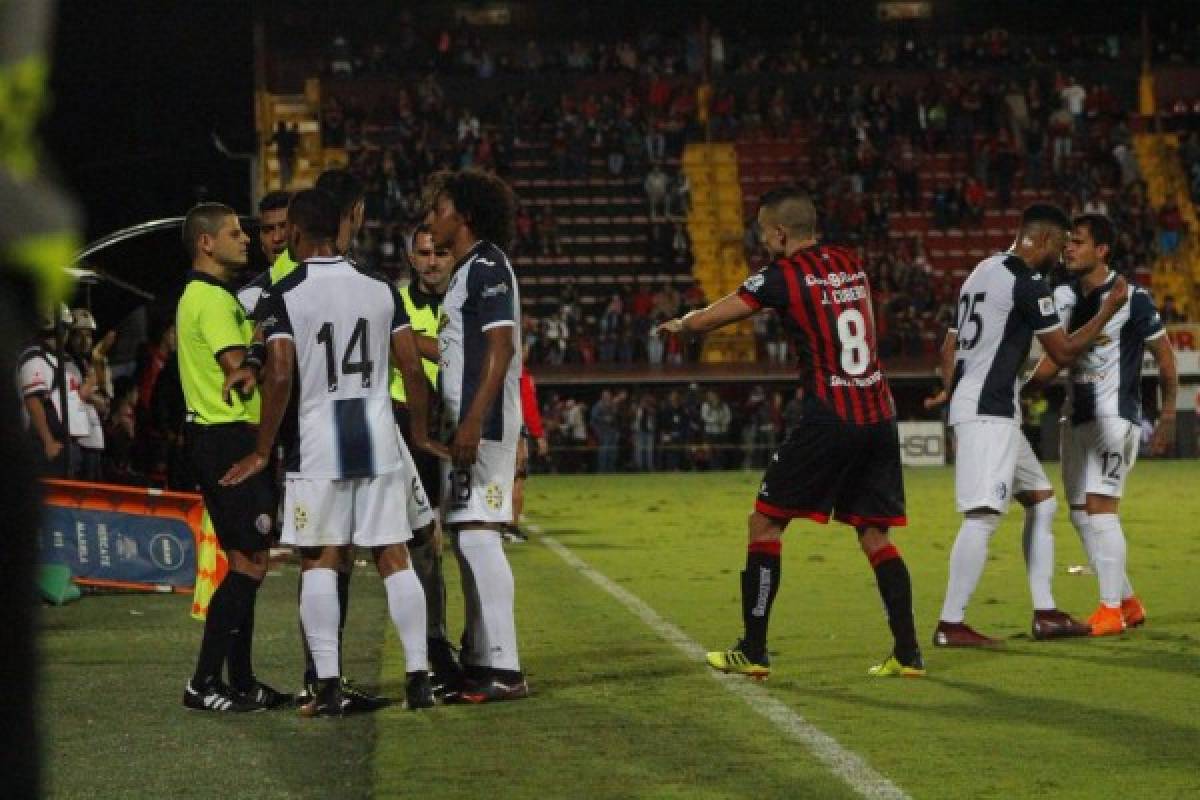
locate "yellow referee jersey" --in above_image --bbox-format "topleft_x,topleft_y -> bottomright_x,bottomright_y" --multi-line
176,271 -> 259,425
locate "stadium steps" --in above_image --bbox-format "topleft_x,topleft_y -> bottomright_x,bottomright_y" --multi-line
256,78 -> 329,194
685,142 -> 755,363
1134,133 -> 1200,317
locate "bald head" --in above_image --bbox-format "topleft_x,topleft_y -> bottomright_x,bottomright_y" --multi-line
756,187 -> 817,257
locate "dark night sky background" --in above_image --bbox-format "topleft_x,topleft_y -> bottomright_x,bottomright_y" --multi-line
44,2 -> 257,243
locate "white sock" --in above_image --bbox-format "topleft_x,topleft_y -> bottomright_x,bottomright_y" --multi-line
300,568 -> 340,680
940,515 -> 1000,623
453,532 -> 487,667
1069,508 -> 1095,568
383,568 -> 429,674
1022,497 -> 1058,611
456,529 -> 520,671
1089,513 -> 1128,608
1073,507 -> 1136,601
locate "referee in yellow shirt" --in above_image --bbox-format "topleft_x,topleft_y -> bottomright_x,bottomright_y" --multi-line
176,203 -> 288,712
392,223 -> 460,693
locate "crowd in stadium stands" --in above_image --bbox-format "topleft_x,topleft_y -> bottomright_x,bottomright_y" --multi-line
531,384 -> 806,474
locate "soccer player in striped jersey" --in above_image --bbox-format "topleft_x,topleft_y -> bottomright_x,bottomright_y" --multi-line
221,190 -> 443,714
659,186 -> 923,679
1028,214 -> 1176,635
425,168 -> 530,702
930,204 -> 1127,647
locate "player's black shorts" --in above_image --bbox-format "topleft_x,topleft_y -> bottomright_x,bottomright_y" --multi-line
394,404 -> 442,509
756,418 -> 906,529
186,422 -> 275,552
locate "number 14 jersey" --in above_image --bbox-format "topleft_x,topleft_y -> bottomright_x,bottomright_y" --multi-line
258,256 -> 410,479
948,252 -> 1060,427
737,244 -> 894,424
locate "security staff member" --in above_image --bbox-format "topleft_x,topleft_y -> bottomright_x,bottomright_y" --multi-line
176,202 -> 288,713
393,223 -> 459,692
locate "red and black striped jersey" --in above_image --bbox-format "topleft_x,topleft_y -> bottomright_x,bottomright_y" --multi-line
737,244 -> 894,425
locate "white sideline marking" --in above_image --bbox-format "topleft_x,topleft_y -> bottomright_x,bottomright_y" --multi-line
531,524 -> 910,800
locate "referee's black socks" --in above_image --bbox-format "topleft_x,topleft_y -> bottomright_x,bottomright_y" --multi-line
227,575 -> 262,692
868,544 -> 919,665
193,570 -> 258,689
741,540 -> 782,662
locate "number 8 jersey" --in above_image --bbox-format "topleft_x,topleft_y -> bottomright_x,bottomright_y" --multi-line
948,252 -> 1060,426
258,256 -> 410,479
737,244 -> 894,424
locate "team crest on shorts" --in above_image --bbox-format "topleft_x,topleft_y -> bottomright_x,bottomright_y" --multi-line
294,505 -> 309,531
485,482 -> 504,511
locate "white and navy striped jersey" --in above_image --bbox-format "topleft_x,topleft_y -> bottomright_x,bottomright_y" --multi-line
437,241 -> 522,446
257,256 -> 410,479
1053,273 -> 1166,425
948,252 -> 1061,426
237,269 -> 271,317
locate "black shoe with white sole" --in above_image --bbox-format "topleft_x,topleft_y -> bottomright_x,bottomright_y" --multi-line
183,680 -> 262,713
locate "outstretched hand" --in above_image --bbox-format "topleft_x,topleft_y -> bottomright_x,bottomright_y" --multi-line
219,452 -> 268,486
655,318 -> 684,336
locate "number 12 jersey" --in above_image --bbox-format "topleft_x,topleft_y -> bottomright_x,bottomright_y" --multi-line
258,256 -> 410,479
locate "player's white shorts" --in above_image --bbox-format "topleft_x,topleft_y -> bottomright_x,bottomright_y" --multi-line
952,419 -> 1052,513
282,467 -> 433,548
395,429 -> 436,530
442,439 -> 516,526
1060,417 -> 1138,506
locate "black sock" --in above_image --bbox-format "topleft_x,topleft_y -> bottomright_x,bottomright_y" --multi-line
192,571 -> 256,689
337,570 -> 351,675
741,546 -> 782,660
870,547 -> 919,664
299,577 -> 317,686
410,538 -> 448,640
227,578 -> 261,692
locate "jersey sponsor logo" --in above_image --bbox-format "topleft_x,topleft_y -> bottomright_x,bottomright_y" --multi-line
485,482 -> 504,511
481,283 -> 508,298
293,504 -> 309,531
742,273 -> 765,292
1093,333 -> 1113,347
804,270 -> 867,288
475,256 -> 496,266
829,369 -> 883,388
1038,297 -> 1055,316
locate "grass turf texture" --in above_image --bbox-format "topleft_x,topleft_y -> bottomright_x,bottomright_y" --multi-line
43,462 -> 1200,799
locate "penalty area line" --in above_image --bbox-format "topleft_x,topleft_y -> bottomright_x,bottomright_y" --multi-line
530,524 -> 911,800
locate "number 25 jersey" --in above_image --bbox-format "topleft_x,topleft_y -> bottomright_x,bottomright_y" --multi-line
258,256 -> 410,479
948,253 -> 1060,426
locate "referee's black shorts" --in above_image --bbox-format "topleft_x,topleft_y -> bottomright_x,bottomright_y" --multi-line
393,404 -> 442,509
755,418 -> 907,530
186,422 -> 275,552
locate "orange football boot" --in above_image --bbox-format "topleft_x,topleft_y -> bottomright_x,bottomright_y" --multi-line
1087,604 -> 1126,637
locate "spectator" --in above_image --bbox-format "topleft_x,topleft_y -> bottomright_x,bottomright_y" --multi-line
700,390 -> 732,469
539,206 -> 563,256
658,390 -> 687,470
590,390 -> 620,472
645,162 -> 669,220
632,393 -> 657,471
272,121 -> 300,188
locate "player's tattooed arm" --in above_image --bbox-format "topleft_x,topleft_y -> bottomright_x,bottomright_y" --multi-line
657,292 -> 755,337
393,326 -> 449,461
1148,333 -> 1178,455
219,338 -> 293,486
451,325 -> 515,468
413,333 -> 439,362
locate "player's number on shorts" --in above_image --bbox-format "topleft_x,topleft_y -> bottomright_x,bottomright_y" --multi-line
957,292 -> 987,350
316,318 -> 374,392
1101,451 -> 1123,480
836,308 -> 870,376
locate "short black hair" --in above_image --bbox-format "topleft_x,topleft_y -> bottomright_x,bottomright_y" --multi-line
758,185 -> 817,238
287,189 -> 340,242
439,168 -> 517,249
315,169 -> 365,218
1072,213 -> 1116,249
182,202 -> 236,259
1020,203 -> 1070,231
409,222 -> 433,253
258,190 -> 291,215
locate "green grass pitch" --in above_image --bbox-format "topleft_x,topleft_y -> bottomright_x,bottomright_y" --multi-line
41,462 -> 1200,799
